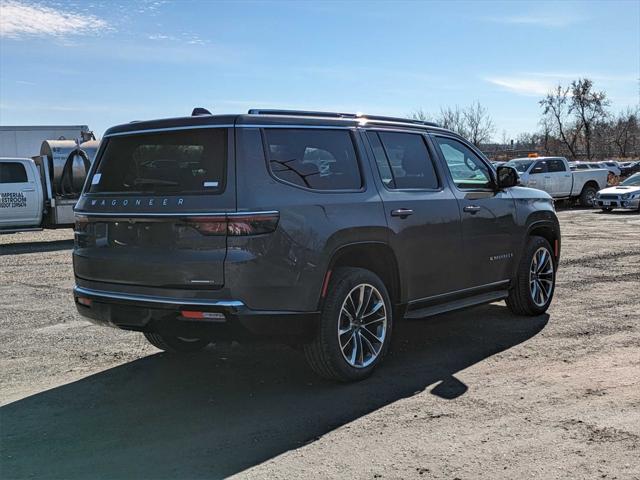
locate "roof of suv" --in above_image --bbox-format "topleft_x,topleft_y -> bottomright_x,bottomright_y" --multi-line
103,109 -> 452,137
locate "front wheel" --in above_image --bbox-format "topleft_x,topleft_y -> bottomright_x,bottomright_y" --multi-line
601,207 -> 613,213
143,332 -> 209,353
304,267 -> 393,382
507,236 -> 556,316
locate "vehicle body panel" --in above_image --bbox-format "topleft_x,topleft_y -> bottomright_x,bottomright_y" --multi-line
0,158 -> 43,229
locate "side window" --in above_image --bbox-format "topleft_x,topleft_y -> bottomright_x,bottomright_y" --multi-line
547,160 -> 566,172
433,136 -> 492,190
531,161 -> 548,174
369,131 -> 439,189
366,132 -> 395,188
0,162 -> 28,183
264,129 -> 362,190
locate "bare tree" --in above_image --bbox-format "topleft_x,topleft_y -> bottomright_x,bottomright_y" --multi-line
409,108 -> 434,123
439,105 -> 467,137
463,101 -> 495,147
539,85 -> 582,158
570,78 -> 609,160
611,108 -> 639,157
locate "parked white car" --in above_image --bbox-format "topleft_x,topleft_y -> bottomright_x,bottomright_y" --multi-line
600,160 -> 622,177
506,156 -> 608,207
595,172 -> 640,212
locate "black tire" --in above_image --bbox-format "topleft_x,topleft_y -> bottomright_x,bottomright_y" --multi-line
506,236 -> 556,316
304,267 -> 393,382
579,185 -> 598,207
601,207 -> 613,213
143,332 -> 209,353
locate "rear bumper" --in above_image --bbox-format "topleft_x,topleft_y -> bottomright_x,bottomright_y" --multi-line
73,285 -> 319,342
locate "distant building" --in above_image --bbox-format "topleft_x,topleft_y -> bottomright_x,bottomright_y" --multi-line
0,125 -> 90,158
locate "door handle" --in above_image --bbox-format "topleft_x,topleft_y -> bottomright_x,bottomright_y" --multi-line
390,208 -> 414,218
21,187 -> 35,192
544,176 -> 551,179
463,205 -> 481,214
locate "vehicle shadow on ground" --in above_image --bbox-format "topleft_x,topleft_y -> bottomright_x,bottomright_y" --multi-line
1,304 -> 548,480
0,239 -> 74,256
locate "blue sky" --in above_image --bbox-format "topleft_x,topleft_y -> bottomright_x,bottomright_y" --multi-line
1,0 -> 638,140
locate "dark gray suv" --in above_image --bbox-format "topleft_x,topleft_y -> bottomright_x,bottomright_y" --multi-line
73,109 -> 560,381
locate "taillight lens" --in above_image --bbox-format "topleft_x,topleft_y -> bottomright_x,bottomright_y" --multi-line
228,213 -> 279,236
183,212 -> 279,236
183,216 -> 227,235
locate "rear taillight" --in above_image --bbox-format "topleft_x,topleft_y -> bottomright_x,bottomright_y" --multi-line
228,213 -> 279,236
183,216 -> 227,235
183,211 -> 279,236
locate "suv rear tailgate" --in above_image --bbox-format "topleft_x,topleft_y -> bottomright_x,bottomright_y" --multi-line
73,125 -> 235,289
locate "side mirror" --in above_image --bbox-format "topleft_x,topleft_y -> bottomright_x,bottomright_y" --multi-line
496,165 -> 519,189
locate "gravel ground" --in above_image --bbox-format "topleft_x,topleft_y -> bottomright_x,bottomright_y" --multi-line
1,209 -> 639,480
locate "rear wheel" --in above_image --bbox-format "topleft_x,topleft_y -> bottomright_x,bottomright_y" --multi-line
143,332 -> 209,353
304,267 -> 393,382
507,236 -> 556,316
579,185 -> 598,207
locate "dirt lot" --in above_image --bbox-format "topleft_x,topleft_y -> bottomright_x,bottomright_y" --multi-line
1,209 -> 639,480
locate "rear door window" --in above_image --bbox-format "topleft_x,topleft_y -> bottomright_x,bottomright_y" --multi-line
89,128 -> 227,194
0,162 -> 28,183
547,159 -> 566,172
264,129 -> 362,190
367,131 -> 439,189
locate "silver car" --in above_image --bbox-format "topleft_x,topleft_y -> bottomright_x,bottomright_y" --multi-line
596,173 -> 640,212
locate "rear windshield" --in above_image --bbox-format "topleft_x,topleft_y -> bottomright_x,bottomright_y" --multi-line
88,128 -> 227,194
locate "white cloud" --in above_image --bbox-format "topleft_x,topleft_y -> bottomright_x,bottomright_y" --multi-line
0,0 -> 109,39
485,77 -> 554,96
484,14 -> 582,28
486,72 -> 640,97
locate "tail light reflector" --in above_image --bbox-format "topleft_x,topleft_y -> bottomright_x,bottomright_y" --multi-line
181,310 -> 226,322
77,297 -> 92,307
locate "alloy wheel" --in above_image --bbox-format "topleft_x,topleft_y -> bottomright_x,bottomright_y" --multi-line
529,247 -> 554,307
338,283 -> 387,368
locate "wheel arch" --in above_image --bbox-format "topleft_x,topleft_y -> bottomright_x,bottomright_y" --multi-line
581,180 -> 600,193
319,242 -> 402,310
525,219 -> 561,265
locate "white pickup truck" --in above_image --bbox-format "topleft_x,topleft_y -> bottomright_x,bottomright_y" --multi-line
1,140 -> 98,233
506,156 -> 608,207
